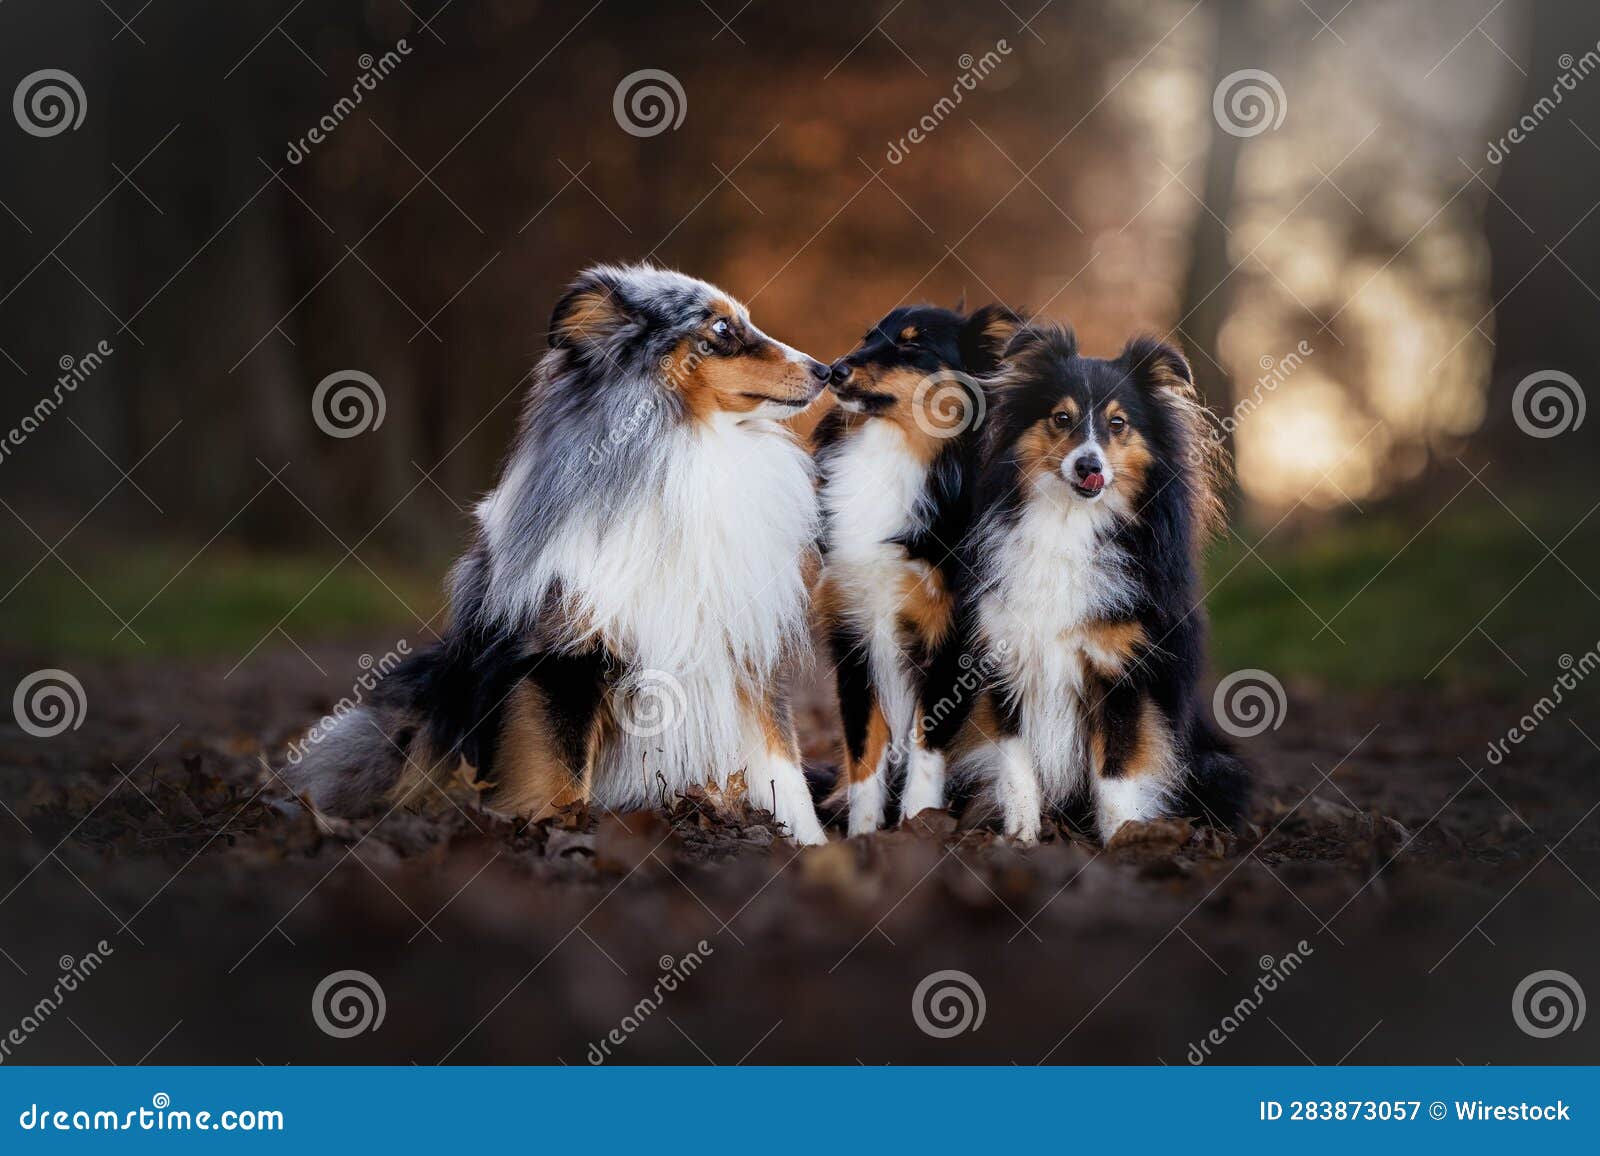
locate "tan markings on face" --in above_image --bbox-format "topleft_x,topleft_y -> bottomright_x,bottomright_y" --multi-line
846,364 -> 944,462
1104,406 -> 1153,500
896,563 -> 954,651
898,325 -> 918,343
1014,401 -> 1086,489
668,333 -> 815,421
848,701 -> 891,783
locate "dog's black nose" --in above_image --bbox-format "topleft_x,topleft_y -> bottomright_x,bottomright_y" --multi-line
807,358 -> 831,384
828,360 -> 853,385
1074,454 -> 1103,479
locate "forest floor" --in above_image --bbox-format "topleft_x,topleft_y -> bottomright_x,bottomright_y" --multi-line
1,636 -> 1596,1066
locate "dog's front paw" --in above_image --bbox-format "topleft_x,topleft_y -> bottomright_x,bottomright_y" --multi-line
900,749 -> 946,823
787,820 -> 830,847
1004,814 -> 1041,847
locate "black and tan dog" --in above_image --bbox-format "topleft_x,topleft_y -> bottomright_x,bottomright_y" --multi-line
812,303 -> 1022,834
942,323 -> 1250,843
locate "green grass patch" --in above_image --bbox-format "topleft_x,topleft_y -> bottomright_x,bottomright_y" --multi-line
0,546 -> 448,658
1205,503 -> 1600,691
4,501 -> 1593,691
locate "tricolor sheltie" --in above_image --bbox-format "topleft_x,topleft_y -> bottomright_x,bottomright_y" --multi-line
946,323 -> 1250,843
812,303 -> 1022,834
284,264 -> 833,845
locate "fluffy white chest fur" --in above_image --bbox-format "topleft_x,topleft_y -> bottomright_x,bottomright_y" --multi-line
977,482 -> 1137,798
478,413 -> 818,806
818,421 -> 929,731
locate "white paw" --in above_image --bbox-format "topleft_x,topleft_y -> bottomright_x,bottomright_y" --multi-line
898,790 -> 942,826
847,813 -> 882,837
1094,776 -> 1166,844
900,749 -> 945,822
1005,817 -> 1041,847
786,818 -> 829,846
847,771 -> 887,837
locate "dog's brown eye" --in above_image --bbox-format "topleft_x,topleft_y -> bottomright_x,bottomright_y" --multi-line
1051,412 -> 1073,429
1108,415 -> 1127,433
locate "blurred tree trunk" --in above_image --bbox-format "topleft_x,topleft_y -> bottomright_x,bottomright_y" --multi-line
1477,1 -> 1600,469
1175,0 -> 1275,485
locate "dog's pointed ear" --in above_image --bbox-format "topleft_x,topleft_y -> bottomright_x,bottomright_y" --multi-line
958,304 -> 1027,374
1123,336 -> 1196,400
548,267 -> 632,350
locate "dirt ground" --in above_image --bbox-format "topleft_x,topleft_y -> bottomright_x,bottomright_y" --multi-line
1,639 -> 1596,1066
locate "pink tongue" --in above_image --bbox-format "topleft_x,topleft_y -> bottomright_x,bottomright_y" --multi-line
1080,472 -> 1105,492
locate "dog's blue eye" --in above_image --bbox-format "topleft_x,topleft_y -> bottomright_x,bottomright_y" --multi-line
711,319 -> 732,338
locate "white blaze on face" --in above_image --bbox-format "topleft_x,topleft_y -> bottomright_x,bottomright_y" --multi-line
1060,411 -> 1113,496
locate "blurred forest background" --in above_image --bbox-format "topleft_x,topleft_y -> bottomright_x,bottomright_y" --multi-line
4,0 -> 1600,1070
0,0 -> 1597,688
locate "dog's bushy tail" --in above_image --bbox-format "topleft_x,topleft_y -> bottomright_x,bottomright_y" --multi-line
1180,715 -> 1252,832
277,647 -> 450,815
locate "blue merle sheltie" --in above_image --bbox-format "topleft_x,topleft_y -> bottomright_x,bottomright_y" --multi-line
943,322 -> 1250,844
283,263 -> 833,845
811,302 -> 1023,835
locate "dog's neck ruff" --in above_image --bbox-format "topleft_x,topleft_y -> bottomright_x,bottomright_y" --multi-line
479,410 -> 817,677
974,490 -> 1137,796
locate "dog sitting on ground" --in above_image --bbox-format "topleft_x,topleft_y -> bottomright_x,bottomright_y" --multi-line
939,323 -> 1250,843
283,263 -> 833,845
811,302 -> 1022,834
